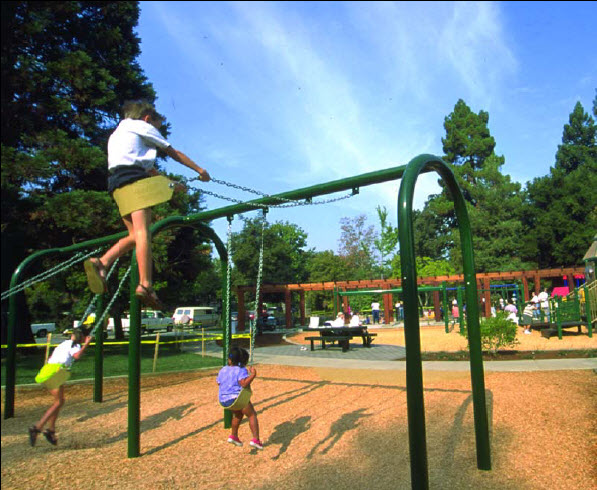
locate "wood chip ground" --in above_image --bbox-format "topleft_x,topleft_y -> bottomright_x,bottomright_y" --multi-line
2,326 -> 595,489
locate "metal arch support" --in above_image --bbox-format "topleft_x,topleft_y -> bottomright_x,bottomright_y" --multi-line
398,154 -> 491,489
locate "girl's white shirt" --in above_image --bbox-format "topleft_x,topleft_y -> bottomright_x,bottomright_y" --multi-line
48,340 -> 82,368
108,119 -> 170,170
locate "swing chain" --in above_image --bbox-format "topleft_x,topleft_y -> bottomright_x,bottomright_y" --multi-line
251,210 -> 266,363
226,219 -> 233,339
89,265 -> 132,338
1,247 -> 104,301
190,177 -> 355,208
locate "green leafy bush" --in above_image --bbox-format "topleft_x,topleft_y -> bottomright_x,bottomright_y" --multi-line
461,312 -> 519,354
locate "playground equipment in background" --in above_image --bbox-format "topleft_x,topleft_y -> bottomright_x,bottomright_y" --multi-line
519,283 -> 594,339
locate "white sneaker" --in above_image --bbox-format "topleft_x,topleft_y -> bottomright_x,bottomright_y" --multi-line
227,435 -> 243,446
249,438 -> 264,450
524,330 -> 531,335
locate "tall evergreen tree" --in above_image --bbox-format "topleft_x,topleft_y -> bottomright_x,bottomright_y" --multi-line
524,101 -> 597,267
1,2 -> 213,338
413,99 -> 529,272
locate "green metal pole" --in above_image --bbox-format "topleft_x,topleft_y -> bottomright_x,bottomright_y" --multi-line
457,287 -> 464,333
93,294 -> 105,403
4,288 -> 20,419
398,162 -> 429,490
442,281 -> 449,333
127,255 -> 141,458
398,155 -> 491,490
584,285 -> 592,337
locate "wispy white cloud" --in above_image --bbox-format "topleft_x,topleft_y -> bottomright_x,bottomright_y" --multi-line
439,1 -> 517,108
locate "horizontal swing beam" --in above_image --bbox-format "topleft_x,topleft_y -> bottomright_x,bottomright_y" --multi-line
338,286 -> 445,296
148,160 -> 435,233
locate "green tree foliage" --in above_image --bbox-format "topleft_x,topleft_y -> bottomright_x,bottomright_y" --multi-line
305,250 -> 346,313
307,250 -> 346,283
337,215 -> 377,280
373,205 -> 399,279
1,2 -> 215,338
413,99 -> 530,272
523,101 -> 597,267
231,217 -> 311,286
1,2 -> 155,256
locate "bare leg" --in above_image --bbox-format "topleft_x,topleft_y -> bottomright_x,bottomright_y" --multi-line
99,215 -> 136,269
230,411 -> 244,438
34,386 -> 65,431
242,402 -> 260,440
130,208 -> 153,289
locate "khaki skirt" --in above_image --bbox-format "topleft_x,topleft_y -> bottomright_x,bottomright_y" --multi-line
112,175 -> 174,217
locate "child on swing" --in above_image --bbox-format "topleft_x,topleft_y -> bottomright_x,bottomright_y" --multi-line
29,327 -> 92,446
84,100 -> 211,309
217,346 -> 263,450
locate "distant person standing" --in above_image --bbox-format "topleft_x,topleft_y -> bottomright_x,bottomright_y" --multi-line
538,288 -> 550,321
371,301 -> 380,324
531,293 -> 541,319
395,301 -> 403,321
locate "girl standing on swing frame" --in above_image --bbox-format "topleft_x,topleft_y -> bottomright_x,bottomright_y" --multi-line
84,100 -> 211,309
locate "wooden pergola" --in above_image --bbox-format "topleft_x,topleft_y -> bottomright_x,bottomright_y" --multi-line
234,266 -> 586,330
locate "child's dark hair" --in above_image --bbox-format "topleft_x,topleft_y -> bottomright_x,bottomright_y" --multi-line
228,346 -> 250,367
122,100 -> 165,122
72,327 -> 89,346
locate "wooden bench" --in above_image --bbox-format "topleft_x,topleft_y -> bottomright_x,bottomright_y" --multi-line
304,335 -> 351,352
363,332 -> 377,347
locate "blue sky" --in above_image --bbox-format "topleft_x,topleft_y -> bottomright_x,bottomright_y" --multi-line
136,1 -> 596,253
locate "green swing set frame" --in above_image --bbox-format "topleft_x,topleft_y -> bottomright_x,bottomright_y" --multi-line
4,154 -> 491,490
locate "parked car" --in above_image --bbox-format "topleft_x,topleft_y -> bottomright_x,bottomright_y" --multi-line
105,310 -> 173,335
230,310 -> 256,333
172,306 -> 220,328
31,322 -> 56,338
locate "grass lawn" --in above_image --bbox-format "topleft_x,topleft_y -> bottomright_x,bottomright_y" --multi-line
1,340 -> 223,387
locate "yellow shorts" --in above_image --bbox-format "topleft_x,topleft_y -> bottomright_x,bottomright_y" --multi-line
35,364 -> 71,390
112,175 -> 174,217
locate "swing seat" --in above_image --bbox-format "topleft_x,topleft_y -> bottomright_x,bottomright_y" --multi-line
219,388 -> 252,411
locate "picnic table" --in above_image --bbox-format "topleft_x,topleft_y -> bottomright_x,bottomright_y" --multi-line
304,326 -> 377,352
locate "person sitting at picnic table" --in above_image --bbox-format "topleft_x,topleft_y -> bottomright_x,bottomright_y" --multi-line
349,311 -> 362,327
325,312 -> 345,327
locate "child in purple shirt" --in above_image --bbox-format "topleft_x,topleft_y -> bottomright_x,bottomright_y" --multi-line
217,346 -> 263,449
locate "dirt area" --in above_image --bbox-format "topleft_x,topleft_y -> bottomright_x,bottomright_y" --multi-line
1,326 -> 596,489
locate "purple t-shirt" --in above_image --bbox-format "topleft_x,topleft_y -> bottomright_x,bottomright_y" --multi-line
217,365 -> 249,403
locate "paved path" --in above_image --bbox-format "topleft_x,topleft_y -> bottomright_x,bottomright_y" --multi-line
203,341 -> 597,372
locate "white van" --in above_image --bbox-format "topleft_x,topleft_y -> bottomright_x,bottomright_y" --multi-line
172,306 -> 220,328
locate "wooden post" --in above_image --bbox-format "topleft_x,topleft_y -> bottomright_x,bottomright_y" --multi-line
152,333 -> 160,373
201,328 -> 205,357
44,333 -> 52,363
299,290 -> 305,327
433,291 -> 441,321
483,278 -> 491,318
285,288 -> 292,328
521,275 -> 529,301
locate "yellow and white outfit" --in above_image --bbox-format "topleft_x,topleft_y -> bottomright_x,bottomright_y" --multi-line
35,340 -> 82,390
